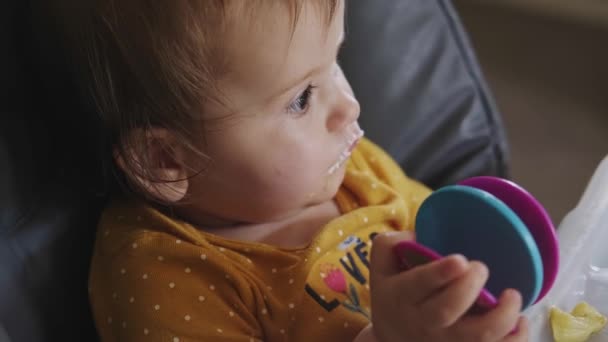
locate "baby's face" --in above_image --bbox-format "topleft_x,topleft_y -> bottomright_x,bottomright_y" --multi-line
185,1 -> 361,225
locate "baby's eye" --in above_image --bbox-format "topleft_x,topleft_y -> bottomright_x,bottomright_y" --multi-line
287,85 -> 316,116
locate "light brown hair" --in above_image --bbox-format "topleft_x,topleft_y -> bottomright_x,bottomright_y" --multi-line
42,0 -> 339,198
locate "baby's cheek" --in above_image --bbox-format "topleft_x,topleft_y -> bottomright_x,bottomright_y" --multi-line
274,159 -> 319,189
269,144 -> 332,184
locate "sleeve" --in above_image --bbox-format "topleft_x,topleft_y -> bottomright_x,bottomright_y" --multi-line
350,138 -> 432,226
89,233 -> 264,342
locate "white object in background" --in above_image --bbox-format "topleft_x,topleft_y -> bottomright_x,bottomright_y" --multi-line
525,155 -> 608,341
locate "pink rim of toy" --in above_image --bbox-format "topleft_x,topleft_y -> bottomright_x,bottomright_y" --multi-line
393,241 -> 497,311
458,176 -> 559,303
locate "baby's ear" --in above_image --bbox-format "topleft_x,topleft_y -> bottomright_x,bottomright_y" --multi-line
115,128 -> 189,203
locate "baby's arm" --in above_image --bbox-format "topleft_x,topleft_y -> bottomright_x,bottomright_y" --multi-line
89,235 -> 263,341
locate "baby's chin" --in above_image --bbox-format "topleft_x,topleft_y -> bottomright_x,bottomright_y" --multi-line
328,158 -> 348,188
307,163 -> 347,205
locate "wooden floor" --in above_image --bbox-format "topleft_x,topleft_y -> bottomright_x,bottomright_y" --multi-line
454,0 -> 608,223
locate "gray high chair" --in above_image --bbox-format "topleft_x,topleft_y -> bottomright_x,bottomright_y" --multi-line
0,1 -> 509,341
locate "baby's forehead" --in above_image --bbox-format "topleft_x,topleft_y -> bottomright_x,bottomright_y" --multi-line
220,1 -> 344,106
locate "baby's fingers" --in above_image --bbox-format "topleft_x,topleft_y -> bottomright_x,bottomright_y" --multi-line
503,317 -> 529,342
393,253 -> 470,304
418,261 -> 488,328
456,289 -> 523,341
371,232 -> 416,277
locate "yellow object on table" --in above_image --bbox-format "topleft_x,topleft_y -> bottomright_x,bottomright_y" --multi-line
550,302 -> 607,342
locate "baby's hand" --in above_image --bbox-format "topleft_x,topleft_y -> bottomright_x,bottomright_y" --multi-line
369,232 -> 528,342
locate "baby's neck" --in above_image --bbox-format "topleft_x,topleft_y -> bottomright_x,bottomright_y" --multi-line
187,200 -> 341,249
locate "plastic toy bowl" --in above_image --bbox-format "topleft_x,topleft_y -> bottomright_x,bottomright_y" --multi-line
393,178 -> 558,312
459,177 -> 558,304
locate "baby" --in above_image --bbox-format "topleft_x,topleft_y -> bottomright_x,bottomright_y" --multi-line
49,0 -> 528,341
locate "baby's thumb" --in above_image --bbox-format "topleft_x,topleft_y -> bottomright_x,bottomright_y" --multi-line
370,231 -> 415,278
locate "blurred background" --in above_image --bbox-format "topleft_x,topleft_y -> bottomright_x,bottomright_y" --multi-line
453,0 -> 608,224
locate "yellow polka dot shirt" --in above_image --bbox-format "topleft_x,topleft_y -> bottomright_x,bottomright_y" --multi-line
89,138 -> 431,341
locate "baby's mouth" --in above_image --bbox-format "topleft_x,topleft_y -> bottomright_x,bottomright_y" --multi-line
328,123 -> 365,175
